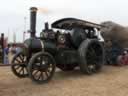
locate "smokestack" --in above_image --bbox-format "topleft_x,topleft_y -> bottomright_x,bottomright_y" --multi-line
30,7 -> 38,37
45,22 -> 49,30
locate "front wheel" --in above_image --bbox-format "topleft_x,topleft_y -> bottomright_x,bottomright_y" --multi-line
28,52 -> 56,84
11,52 -> 28,78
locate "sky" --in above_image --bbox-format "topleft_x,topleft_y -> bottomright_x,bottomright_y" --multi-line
0,0 -> 128,42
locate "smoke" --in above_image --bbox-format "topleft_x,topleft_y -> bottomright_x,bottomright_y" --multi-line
38,7 -> 51,14
100,21 -> 128,48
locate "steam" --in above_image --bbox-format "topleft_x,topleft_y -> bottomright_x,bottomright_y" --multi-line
38,7 -> 51,14
100,21 -> 128,48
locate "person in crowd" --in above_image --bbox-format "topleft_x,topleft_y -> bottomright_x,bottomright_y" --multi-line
3,44 -> 10,64
105,39 -> 123,65
11,44 -> 16,54
111,41 -> 122,65
8,44 -> 16,64
105,39 -> 113,64
117,50 -> 128,66
15,46 -> 22,54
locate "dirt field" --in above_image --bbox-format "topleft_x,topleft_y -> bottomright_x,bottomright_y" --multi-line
0,66 -> 128,96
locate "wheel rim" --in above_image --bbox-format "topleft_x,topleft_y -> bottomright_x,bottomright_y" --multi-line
11,53 -> 28,78
30,53 -> 55,83
86,43 -> 103,74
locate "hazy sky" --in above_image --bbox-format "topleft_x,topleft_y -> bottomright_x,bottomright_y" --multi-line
0,0 -> 128,42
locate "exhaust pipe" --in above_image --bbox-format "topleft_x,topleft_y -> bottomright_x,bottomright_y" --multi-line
30,7 -> 38,37
45,22 -> 49,30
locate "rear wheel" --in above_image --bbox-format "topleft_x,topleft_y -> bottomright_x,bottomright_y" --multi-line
78,39 -> 104,74
11,52 -> 28,78
28,52 -> 56,84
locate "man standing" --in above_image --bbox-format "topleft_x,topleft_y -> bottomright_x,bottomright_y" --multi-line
4,44 -> 10,64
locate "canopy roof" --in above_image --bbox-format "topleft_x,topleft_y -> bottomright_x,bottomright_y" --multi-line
52,18 -> 104,30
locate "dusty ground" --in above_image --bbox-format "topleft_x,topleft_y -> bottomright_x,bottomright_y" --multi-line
0,66 -> 128,96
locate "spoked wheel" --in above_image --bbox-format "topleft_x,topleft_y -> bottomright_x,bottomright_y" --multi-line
28,52 -> 56,84
78,39 -> 104,74
85,44 -> 103,74
11,52 -> 28,78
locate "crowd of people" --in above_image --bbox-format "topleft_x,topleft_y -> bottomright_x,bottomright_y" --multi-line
105,40 -> 128,66
4,44 -> 22,64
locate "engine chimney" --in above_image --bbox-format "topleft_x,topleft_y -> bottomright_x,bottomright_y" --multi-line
45,22 -> 49,30
30,7 -> 38,37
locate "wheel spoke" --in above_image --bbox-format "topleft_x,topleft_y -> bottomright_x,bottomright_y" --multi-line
33,70 -> 39,76
19,67 -> 23,74
37,72 -> 42,80
41,72 -> 44,80
15,58 -> 21,63
24,67 -> 28,73
19,55 -> 24,62
45,71 -> 49,78
15,65 -> 20,70
22,68 -> 25,75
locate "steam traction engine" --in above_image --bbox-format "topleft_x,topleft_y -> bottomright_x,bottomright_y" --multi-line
11,7 -> 105,84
